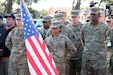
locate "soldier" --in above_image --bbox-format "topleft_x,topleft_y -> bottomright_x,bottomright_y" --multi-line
67,10 -> 83,75
81,7 -> 110,75
45,18 -> 77,75
46,13 -> 78,48
5,15 -> 30,75
58,10 -> 70,26
39,16 -> 51,39
106,28 -> 113,75
106,16 -> 113,75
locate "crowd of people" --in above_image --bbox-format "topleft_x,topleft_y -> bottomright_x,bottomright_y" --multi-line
0,6 -> 113,75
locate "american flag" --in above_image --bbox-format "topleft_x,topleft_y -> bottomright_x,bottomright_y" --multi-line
20,0 -> 59,75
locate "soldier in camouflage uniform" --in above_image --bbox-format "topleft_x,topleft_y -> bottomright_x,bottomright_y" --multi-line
106,28 -> 113,75
58,10 -> 70,26
46,13 -> 78,47
5,15 -> 30,75
67,10 -> 83,75
39,16 -> 51,39
81,7 -> 110,75
106,16 -> 113,75
45,18 -> 77,75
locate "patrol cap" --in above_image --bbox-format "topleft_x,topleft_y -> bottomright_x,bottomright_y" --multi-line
58,10 -> 66,16
71,10 -> 79,16
15,14 -> 21,20
42,16 -> 51,22
54,13 -> 63,19
90,7 -> 100,14
4,14 -> 15,19
51,18 -> 62,28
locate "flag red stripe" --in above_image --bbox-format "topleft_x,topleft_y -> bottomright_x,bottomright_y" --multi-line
35,36 -> 59,74
26,48 -> 42,74
27,37 -> 52,74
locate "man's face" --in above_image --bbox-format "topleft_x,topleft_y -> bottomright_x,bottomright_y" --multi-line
6,17 -> 15,26
90,13 -> 100,22
43,21 -> 51,29
62,16 -> 66,24
16,19 -> 22,27
71,16 -> 79,24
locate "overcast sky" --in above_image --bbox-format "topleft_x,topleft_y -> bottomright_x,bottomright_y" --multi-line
31,0 -> 74,11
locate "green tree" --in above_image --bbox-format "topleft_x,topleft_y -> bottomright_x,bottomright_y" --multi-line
39,9 -> 48,17
0,0 -> 40,14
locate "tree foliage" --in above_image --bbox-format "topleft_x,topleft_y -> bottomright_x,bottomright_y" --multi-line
0,0 -> 39,14
39,9 -> 48,17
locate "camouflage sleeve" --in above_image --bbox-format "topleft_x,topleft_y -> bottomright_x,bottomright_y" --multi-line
67,28 -> 79,48
46,28 -> 52,37
5,29 -> 14,50
80,25 -> 85,46
65,36 -> 77,57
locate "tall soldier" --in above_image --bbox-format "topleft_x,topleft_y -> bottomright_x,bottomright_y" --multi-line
81,7 -> 110,75
67,10 -> 83,75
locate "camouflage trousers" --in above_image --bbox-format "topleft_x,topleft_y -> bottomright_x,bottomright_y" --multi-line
81,53 -> 107,75
8,63 -> 30,75
107,60 -> 113,75
81,59 -> 107,75
69,59 -> 82,75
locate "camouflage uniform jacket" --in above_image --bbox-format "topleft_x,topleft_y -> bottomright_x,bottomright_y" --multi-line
106,28 -> 113,75
81,22 -> 110,69
45,34 -> 76,75
46,25 -> 77,47
5,27 -> 28,65
39,28 -> 49,40
67,22 -> 83,60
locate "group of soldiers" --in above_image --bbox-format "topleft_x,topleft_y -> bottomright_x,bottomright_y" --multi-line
39,7 -> 113,75
1,6 -> 113,75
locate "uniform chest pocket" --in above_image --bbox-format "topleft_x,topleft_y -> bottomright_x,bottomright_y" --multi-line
11,34 -> 24,43
95,30 -> 105,43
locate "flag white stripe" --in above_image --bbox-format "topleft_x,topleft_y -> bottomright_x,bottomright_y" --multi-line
25,39 -> 48,75
31,36 -> 56,75
28,60 -> 37,75
45,46 -> 56,69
